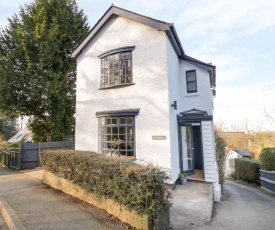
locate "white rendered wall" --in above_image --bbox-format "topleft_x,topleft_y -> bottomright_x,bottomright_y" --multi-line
75,15 -> 172,170
166,36 -> 215,182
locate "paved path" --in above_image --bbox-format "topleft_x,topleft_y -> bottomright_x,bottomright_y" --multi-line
170,181 -> 213,229
0,168 -> 128,230
187,181 -> 275,230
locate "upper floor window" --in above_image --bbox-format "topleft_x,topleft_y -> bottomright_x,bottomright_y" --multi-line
99,46 -> 135,88
186,70 -> 197,93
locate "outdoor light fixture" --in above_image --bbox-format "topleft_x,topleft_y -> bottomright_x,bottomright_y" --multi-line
171,101 -> 177,110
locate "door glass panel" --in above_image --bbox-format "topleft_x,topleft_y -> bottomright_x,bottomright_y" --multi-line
181,126 -> 193,171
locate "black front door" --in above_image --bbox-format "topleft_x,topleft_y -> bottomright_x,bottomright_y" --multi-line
192,126 -> 203,170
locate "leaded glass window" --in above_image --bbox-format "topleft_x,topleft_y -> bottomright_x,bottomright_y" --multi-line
100,51 -> 132,88
98,116 -> 135,158
186,70 -> 197,93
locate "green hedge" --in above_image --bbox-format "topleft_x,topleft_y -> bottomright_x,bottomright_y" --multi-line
235,158 -> 261,184
259,148 -> 275,171
40,150 -> 171,215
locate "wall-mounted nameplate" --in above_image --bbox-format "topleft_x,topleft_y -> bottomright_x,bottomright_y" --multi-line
152,135 -> 166,140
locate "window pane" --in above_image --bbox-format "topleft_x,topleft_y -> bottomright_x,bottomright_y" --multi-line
99,118 -> 105,126
127,142 -> 135,150
127,126 -> 134,134
126,67 -> 131,75
111,118 -> 117,125
127,151 -> 134,157
126,75 -> 131,83
114,75 -> 119,85
106,118 -> 112,125
101,127 -> 106,135
113,127 -> 118,134
188,82 -> 197,92
109,75 -> 114,85
126,117 -> 133,124
119,142 -> 127,150
126,60 -> 131,68
120,61 -> 126,69
113,53 -> 119,61
187,71 -> 196,81
107,127 -> 111,134
119,134 -> 126,142
120,76 -> 126,84
114,61 -> 119,69
120,117 -> 126,124
121,52 -> 131,59
127,134 -> 135,142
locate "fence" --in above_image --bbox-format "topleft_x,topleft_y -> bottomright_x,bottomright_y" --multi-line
260,169 -> 275,194
0,148 -> 21,170
0,140 -> 75,170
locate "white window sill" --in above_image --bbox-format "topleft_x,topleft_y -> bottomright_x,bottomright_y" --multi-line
185,93 -> 199,97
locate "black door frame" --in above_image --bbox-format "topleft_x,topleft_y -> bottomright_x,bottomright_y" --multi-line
177,110 -> 213,176
178,124 -> 194,174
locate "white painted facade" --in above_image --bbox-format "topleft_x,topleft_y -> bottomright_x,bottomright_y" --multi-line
74,6 -> 220,201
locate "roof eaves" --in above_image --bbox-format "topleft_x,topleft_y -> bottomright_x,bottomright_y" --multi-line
182,54 -> 216,88
71,5 -> 184,59
71,5 -> 114,59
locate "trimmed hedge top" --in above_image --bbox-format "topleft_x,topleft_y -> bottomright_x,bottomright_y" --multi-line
259,148 -> 275,171
40,150 -> 171,215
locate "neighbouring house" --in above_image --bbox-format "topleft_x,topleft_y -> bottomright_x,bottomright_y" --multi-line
7,127 -> 33,143
72,5 -> 221,201
225,147 -> 252,176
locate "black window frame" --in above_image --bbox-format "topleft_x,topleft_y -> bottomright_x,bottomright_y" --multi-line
96,108 -> 140,160
186,70 -> 197,93
98,116 -> 136,159
98,46 -> 135,89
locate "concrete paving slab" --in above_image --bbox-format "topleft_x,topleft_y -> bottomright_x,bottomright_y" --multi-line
170,181 -> 213,230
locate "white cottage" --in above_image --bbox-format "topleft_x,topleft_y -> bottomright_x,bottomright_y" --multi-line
72,5 -> 221,201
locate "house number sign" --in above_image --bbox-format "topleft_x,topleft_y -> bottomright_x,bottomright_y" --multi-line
152,135 -> 166,140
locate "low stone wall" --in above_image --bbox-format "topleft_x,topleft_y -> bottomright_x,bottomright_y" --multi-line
43,170 -> 168,230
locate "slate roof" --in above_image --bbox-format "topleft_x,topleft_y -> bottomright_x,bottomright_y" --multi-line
7,127 -> 33,143
233,148 -> 252,157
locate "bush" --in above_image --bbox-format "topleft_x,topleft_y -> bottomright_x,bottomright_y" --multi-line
40,150 -> 171,216
235,158 -> 261,184
259,148 -> 275,171
215,132 -> 227,189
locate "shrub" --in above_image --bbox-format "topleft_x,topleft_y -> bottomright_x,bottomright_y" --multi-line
215,132 -> 227,189
235,158 -> 261,184
259,148 -> 275,171
40,150 -> 171,216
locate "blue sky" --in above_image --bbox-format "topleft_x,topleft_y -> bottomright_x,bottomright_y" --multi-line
1,0 -> 275,131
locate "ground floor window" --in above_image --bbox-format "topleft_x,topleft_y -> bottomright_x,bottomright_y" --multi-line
98,116 -> 135,158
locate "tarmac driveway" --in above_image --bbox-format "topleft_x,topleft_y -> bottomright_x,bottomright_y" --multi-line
188,181 -> 275,230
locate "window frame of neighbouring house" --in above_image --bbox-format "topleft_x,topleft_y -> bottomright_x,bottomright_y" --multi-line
186,70 -> 197,93
96,109 -> 139,159
98,46 -> 135,89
